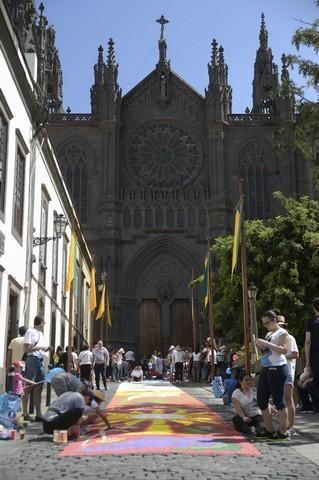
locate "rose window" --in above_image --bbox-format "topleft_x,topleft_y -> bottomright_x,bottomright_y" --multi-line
127,123 -> 200,188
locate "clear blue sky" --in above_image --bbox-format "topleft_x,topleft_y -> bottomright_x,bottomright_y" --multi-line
37,0 -> 318,113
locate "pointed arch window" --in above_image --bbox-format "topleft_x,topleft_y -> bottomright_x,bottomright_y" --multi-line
166,207 -> 174,228
60,143 -> 88,224
145,207 -> 153,228
134,207 -> 142,229
123,207 -> 131,228
239,142 -> 270,220
177,208 -> 185,228
155,207 -> 163,228
188,207 -> 196,228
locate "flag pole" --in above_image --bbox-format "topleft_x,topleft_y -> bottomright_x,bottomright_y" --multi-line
207,240 -> 215,380
191,268 -> 197,352
239,179 -> 251,374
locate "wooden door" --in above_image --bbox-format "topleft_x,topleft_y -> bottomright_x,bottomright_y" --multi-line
138,300 -> 162,357
170,299 -> 192,348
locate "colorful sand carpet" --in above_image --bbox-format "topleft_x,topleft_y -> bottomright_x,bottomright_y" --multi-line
60,381 -> 260,457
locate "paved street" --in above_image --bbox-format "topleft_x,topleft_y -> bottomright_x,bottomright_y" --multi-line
0,382 -> 318,480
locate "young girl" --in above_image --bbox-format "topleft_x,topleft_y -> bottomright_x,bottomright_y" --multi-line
12,361 -> 36,395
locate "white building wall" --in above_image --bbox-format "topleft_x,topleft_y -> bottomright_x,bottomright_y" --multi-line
0,5 -> 93,390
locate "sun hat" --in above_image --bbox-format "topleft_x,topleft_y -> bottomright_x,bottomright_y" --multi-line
168,345 -> 175,351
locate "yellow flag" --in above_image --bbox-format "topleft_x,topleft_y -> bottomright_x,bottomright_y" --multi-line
231,199 -> 243,279
96,283 -> 105,320
106,282 -> 112,327
65,232 -> 75,292
90,267 -> 97,312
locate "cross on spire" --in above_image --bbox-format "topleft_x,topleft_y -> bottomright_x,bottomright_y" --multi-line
156,15 -> 169,40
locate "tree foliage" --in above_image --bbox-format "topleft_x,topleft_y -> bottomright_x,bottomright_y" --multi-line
285,1 -> 319,160
211,193 -> 319,347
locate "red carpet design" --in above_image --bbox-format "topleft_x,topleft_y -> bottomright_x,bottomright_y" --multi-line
60,381 -> 261,456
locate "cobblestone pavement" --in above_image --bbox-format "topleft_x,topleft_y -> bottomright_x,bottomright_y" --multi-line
1,382 -> 318,480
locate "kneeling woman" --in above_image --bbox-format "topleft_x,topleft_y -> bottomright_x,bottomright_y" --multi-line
232,373 -> 264,434
254,310 -> 289,439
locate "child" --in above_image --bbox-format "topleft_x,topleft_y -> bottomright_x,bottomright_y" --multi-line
11,361 -> 37,395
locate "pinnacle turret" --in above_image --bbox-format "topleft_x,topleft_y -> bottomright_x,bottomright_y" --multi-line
206,39 -> 232,121
252,13 -> 279,114
90,38 -> 121,120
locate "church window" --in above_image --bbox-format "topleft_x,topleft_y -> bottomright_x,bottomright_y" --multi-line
199,208 -> 207,227
177,208 -> 185,228
145,207 -> 153,228
155,207 -> 163,228
128,123 -> 200,189
60,143 -> 89,224
123,207 -> 131,228
134,207 -> 142,229
239,142 -> 270,220
188,207 -> 196,228
166,207 -> 174,228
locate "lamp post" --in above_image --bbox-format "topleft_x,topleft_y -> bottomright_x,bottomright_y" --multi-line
248,282 -> 258,366
33,213 -> 68,246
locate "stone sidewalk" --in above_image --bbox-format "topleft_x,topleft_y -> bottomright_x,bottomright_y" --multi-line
0,381 -> 318,480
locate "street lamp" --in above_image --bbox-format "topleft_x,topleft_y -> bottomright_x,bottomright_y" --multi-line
33,214 -> 68,247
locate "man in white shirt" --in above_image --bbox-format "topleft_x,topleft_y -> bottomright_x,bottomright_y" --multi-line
172,346 -> 185,383
92,340 -> 109,390
23,315 -> 52,421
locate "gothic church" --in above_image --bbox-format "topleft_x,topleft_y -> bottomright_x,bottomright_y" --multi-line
44,12 -> 313,355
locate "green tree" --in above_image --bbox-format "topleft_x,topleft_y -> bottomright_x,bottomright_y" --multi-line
212,193 -> 319,347
285,0 -> 319,161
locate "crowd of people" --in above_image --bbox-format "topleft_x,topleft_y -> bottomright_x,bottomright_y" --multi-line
3,296 -> 319,442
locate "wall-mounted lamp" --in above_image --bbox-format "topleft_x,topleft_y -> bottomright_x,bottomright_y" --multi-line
33,214 -> 68,247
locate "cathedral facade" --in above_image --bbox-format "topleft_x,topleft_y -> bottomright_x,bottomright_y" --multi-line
46,14 -> 313,355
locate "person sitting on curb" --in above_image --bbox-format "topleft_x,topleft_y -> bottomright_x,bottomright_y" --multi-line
231,372 -> 264,435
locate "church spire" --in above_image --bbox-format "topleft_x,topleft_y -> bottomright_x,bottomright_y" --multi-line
252,13 -> 279,114
90,38 -> 121,120
259,12 -> 268,50
206,39 -> 232,121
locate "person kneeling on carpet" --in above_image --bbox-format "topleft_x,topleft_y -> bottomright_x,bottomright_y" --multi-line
81,389 -> 111,430
42,391 -> 86,439
231,372 -> 264,435
130,365 -> 144,382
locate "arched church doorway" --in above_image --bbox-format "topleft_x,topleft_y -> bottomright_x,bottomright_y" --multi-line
137,299 -> 162,357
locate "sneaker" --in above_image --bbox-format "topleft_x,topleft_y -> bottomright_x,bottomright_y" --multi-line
287,427 -> 299,437
275,432 -> 290,441
256,430 -> 276,440
23,415 -> 34,422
